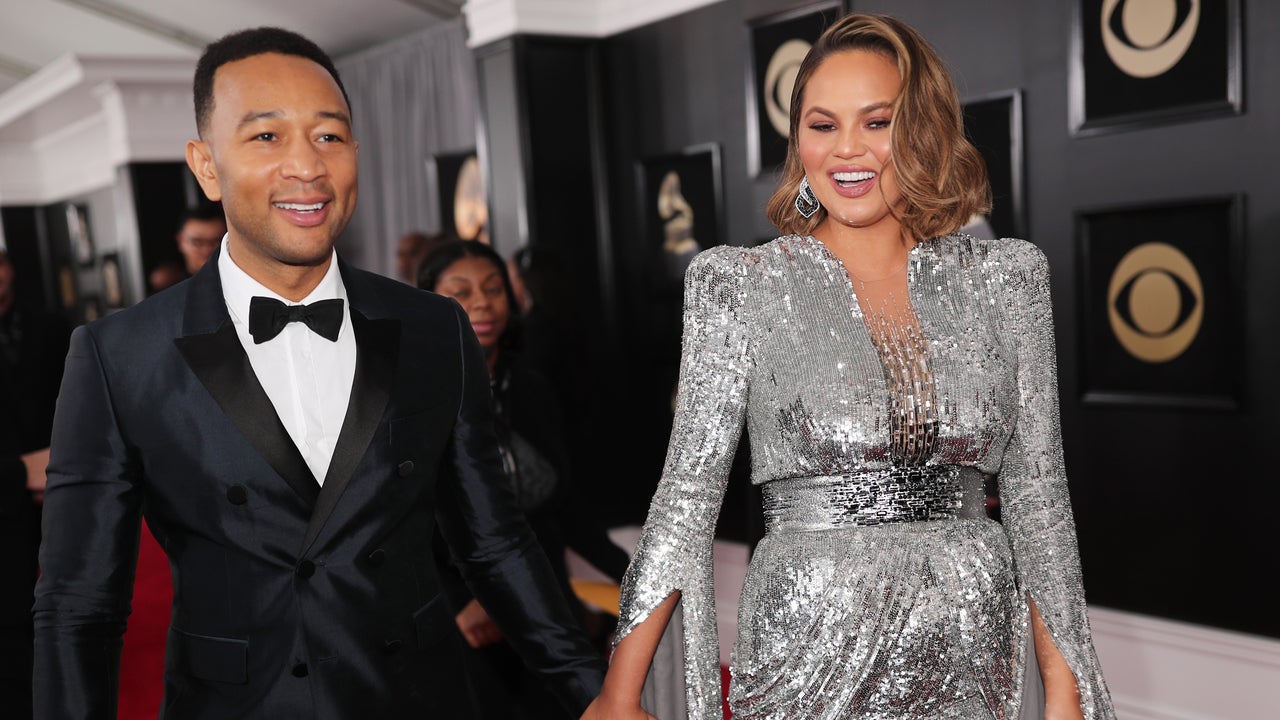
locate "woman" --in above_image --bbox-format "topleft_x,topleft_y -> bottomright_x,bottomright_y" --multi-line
584,13 -> 1113,720
420,241 -> 631,718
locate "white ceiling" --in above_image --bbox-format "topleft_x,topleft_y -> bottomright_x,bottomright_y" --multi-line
0,0 -> 464,95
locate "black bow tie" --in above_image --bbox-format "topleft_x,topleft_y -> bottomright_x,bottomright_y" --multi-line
248,296 -> 344,344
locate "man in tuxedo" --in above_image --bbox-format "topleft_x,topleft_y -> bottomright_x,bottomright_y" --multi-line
34,27 -> 604,719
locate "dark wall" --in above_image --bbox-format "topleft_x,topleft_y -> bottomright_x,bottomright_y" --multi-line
595,0 -> 1280,637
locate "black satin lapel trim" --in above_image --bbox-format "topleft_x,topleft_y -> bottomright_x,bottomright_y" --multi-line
175,324 -> 320,508
302,310 -> 400,552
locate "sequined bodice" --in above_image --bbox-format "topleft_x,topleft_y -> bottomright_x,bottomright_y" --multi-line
740,235 -> 1016,484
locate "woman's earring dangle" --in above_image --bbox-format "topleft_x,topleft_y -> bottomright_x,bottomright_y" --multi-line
795,177 -> 821,219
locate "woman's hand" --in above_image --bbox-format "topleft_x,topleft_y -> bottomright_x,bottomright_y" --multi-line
579,694 -> 657,720
454,598 -> 502,648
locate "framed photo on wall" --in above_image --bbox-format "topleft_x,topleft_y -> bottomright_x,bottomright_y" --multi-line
961,90 -> 1026,240
66,203 -> 94,267
746,0 -> 842,177
1070,0 -> 1242,136
426,149 -> 489,243
635,143 -> 725,290
1076,196 -> 1243,410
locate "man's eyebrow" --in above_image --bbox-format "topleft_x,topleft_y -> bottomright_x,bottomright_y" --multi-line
236,110 -> 352,128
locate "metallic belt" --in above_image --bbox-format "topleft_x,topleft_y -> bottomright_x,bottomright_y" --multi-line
762,466 -> 968,532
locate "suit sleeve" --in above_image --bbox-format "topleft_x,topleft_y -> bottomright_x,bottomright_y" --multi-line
33,325 -> 143,719
433,302 -> 605,715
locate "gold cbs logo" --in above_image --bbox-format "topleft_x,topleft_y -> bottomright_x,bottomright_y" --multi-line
1107,242 -> 1203,363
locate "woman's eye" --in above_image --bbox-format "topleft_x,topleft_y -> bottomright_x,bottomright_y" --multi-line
867,118 -> 891,129
253,132 -> 276,141
318,134 -> 344,143
485,286 -> 503,297
809,123 -> 836,132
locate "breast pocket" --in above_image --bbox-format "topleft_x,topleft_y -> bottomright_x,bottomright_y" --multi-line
389,404 -> 454,480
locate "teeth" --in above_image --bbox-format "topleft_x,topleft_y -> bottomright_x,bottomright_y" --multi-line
833,171 -> 875,182
274,202 -> 324,211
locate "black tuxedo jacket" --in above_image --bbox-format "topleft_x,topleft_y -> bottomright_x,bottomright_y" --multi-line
33,252 -> 604,719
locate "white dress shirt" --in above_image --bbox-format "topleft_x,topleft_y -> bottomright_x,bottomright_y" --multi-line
218,236 -> 356,485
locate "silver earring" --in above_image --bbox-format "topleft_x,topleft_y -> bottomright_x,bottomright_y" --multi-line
795,177 -> 821,219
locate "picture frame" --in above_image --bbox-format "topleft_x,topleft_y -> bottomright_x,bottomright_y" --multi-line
426,149 -> 489,242
79,295 -> 103,325
961,89 -> 1026,240
745,0 -> 842,177
635,143 -> 725,290
1069,0 -> 1242,136
1076,196 -> 1243,410
101,252 -> 124,309
66,203 -> 94,267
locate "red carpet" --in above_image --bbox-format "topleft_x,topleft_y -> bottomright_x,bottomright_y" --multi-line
118,521 -> 170,719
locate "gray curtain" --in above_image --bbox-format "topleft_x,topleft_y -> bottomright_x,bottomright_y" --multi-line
335,18 -> 477,276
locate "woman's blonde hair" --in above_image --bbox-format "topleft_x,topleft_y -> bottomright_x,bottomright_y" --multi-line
765,13 -> 991,241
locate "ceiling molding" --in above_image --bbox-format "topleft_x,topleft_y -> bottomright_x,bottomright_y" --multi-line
54,0 -> 211,49
462,0 -> 722,47
0,54 -> 39,79
396,0 -> 465,19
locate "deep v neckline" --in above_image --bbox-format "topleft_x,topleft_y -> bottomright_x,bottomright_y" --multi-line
804,234 -> 939,465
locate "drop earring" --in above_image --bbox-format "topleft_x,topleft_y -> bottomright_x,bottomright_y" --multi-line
795,176 -> 821,219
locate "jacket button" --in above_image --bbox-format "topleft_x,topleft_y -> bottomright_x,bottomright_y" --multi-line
367,549 -> 386,567
291,662 -> 309,677
296,560 -> 315,578
383,639 -> 403,655
397,460 -> 414,477
226,485 -> 248,505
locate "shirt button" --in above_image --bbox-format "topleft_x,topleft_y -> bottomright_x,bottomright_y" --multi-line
292,662 -> 309,678
226,485 -> 248,505
367,549 -> 386,567
383,639 -> 403,655
296,560 -> 316,578
397,460 -> 414,477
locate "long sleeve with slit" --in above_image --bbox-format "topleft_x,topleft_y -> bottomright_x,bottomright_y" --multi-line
616,235 -> 1113,720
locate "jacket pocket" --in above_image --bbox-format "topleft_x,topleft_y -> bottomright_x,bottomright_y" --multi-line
170,626 -> 249,685
411,593 -> 451,650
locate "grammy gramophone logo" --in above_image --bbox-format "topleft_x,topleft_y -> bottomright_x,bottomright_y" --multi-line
1107,242 -> 1202,363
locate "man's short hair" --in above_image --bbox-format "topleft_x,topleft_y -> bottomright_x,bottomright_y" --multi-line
193,27 -> 351,138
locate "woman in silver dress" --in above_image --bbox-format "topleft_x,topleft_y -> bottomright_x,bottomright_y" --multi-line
583,13 -> 1114,720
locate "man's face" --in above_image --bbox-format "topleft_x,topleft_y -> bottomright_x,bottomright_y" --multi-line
177,217 -> 227,274
186,52 -> 358,277
0,252 -> 14,315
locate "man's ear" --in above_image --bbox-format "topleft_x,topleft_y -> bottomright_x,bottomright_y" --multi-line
185,139 -> 222,202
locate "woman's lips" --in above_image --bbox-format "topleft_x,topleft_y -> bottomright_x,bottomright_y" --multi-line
471,321 -> 497,335
826,170 -> 877,199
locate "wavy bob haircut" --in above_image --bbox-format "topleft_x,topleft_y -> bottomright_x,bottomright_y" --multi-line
766,13 -> 991,242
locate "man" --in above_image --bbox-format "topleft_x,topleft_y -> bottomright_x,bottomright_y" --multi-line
150,207 -> 227,292
395,230 -> 443,285
35,27 -> 603,719
0,245 -> 69,718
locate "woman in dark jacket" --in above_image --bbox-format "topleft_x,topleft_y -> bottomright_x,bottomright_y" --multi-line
419,240 -> 629,718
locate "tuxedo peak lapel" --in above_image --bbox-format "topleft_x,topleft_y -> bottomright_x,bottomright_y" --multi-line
301,287 -> 400,553
175,249 -> 321,508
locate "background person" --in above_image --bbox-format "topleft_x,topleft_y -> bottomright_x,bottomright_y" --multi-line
0,245 -> 69,719
421,240 -> 630,719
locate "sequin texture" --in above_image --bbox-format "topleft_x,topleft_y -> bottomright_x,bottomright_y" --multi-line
615,234 -> 1115,719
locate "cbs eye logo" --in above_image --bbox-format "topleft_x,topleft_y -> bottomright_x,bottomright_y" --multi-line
1107,242 -> 1203,363
763,39 -> 811,138
1102,0 -> 1200,78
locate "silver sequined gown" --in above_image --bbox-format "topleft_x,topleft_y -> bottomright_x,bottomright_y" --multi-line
616,234 -> 1115,719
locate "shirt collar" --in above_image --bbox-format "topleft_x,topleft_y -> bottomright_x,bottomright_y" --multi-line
218,234 -> 348,327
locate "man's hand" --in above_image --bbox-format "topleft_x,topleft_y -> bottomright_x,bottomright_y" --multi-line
21,447 -> 50,504
455,598 -> 502,649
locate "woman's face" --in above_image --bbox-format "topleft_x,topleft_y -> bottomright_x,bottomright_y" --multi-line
434,255 -> 509,353
797,49 -> 904,236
